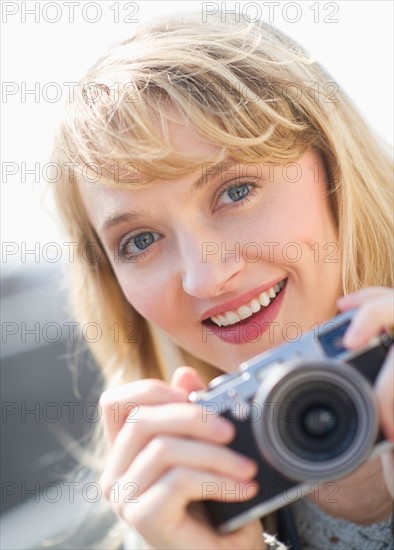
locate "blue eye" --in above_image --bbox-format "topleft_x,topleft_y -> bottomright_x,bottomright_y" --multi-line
227,184 -> 250,201
216,182 -> 255,210
134,232 -> 154,250
119,230 -> 160,259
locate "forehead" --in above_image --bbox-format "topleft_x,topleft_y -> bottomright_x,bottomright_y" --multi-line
76,119 -> 221,227
165,118 -> 220,157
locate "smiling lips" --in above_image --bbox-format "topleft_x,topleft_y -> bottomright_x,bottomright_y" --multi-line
208,279 -> 286,327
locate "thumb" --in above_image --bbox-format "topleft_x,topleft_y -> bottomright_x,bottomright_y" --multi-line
375,346 -> 394,441
170,366 -> 207,395
380,450 -> 394,499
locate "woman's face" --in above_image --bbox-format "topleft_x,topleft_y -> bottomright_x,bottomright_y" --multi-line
78,121 -> 342,372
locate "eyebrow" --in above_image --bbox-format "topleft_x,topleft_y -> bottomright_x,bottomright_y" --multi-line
191,156 -> 236,192
100,211 -> 143,235
100,156 -> 236,235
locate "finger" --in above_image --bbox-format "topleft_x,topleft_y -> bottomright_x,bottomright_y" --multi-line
99,380 -> 188,445
375,346 -> 394,441
341,296 -> 394,348
171,366 -> 207,394
337,287 -> 392,310
100,402 -> 235,492
117,435 -> 258,500
121,467 -> 259,543
380,451 -> 394,499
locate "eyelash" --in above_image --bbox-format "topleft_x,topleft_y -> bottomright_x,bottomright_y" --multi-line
117,181 -> 257,261
214,181 -> 256,211
118,232 -> 157,261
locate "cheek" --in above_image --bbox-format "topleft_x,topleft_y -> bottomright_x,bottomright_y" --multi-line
265,181 -> 336,245
236,202 -> 322,258
117,270 -> 176,326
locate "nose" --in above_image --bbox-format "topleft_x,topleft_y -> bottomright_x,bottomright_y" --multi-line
180,234 -> 245,300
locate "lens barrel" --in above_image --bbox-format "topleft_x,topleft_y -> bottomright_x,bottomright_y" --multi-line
252,360 -> 378,481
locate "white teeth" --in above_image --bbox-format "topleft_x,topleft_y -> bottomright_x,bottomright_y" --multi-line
259,291 -> 270,307
217,314 -> 228,326
211,314 -> 228,326
268,287 -> 276,298
237,305 -> 254,320
209,279 -> 286,327
224,311 -> 241,324
250,299 -> 261,313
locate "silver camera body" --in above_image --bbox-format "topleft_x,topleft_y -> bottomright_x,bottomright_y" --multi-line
191,309 -> 393,533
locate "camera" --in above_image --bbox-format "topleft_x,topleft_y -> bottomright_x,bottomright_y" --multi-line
190,309 -> 393,533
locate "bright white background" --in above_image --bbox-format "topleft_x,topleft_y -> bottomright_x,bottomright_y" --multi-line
1,0 -> 393,275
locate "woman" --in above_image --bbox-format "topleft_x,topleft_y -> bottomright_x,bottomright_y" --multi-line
51,12 -> 393,550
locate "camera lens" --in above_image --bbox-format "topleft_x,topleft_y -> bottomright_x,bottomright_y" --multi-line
277,380 -> 358,462
252,359 -> 379,481
302,405 -> 337,438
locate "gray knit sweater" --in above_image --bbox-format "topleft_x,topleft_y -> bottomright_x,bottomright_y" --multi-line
290,497 -> 393,550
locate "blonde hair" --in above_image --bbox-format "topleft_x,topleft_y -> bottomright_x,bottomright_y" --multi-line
52,12 -> 393,388
49,11 -> 393,547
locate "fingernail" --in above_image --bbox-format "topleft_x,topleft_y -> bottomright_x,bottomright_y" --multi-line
241,481 -> 259,499
343,323 -> 361,347
239,456 -> 258,474
385,426 -> 394,442
217,419 -> 235,437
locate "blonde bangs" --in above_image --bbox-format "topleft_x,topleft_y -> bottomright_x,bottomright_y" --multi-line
56,15 -> 326,187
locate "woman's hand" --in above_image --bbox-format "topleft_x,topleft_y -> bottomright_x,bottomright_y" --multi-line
99,367 -> 266,550
306,287 -> 393,521
338,286 -> 394,500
